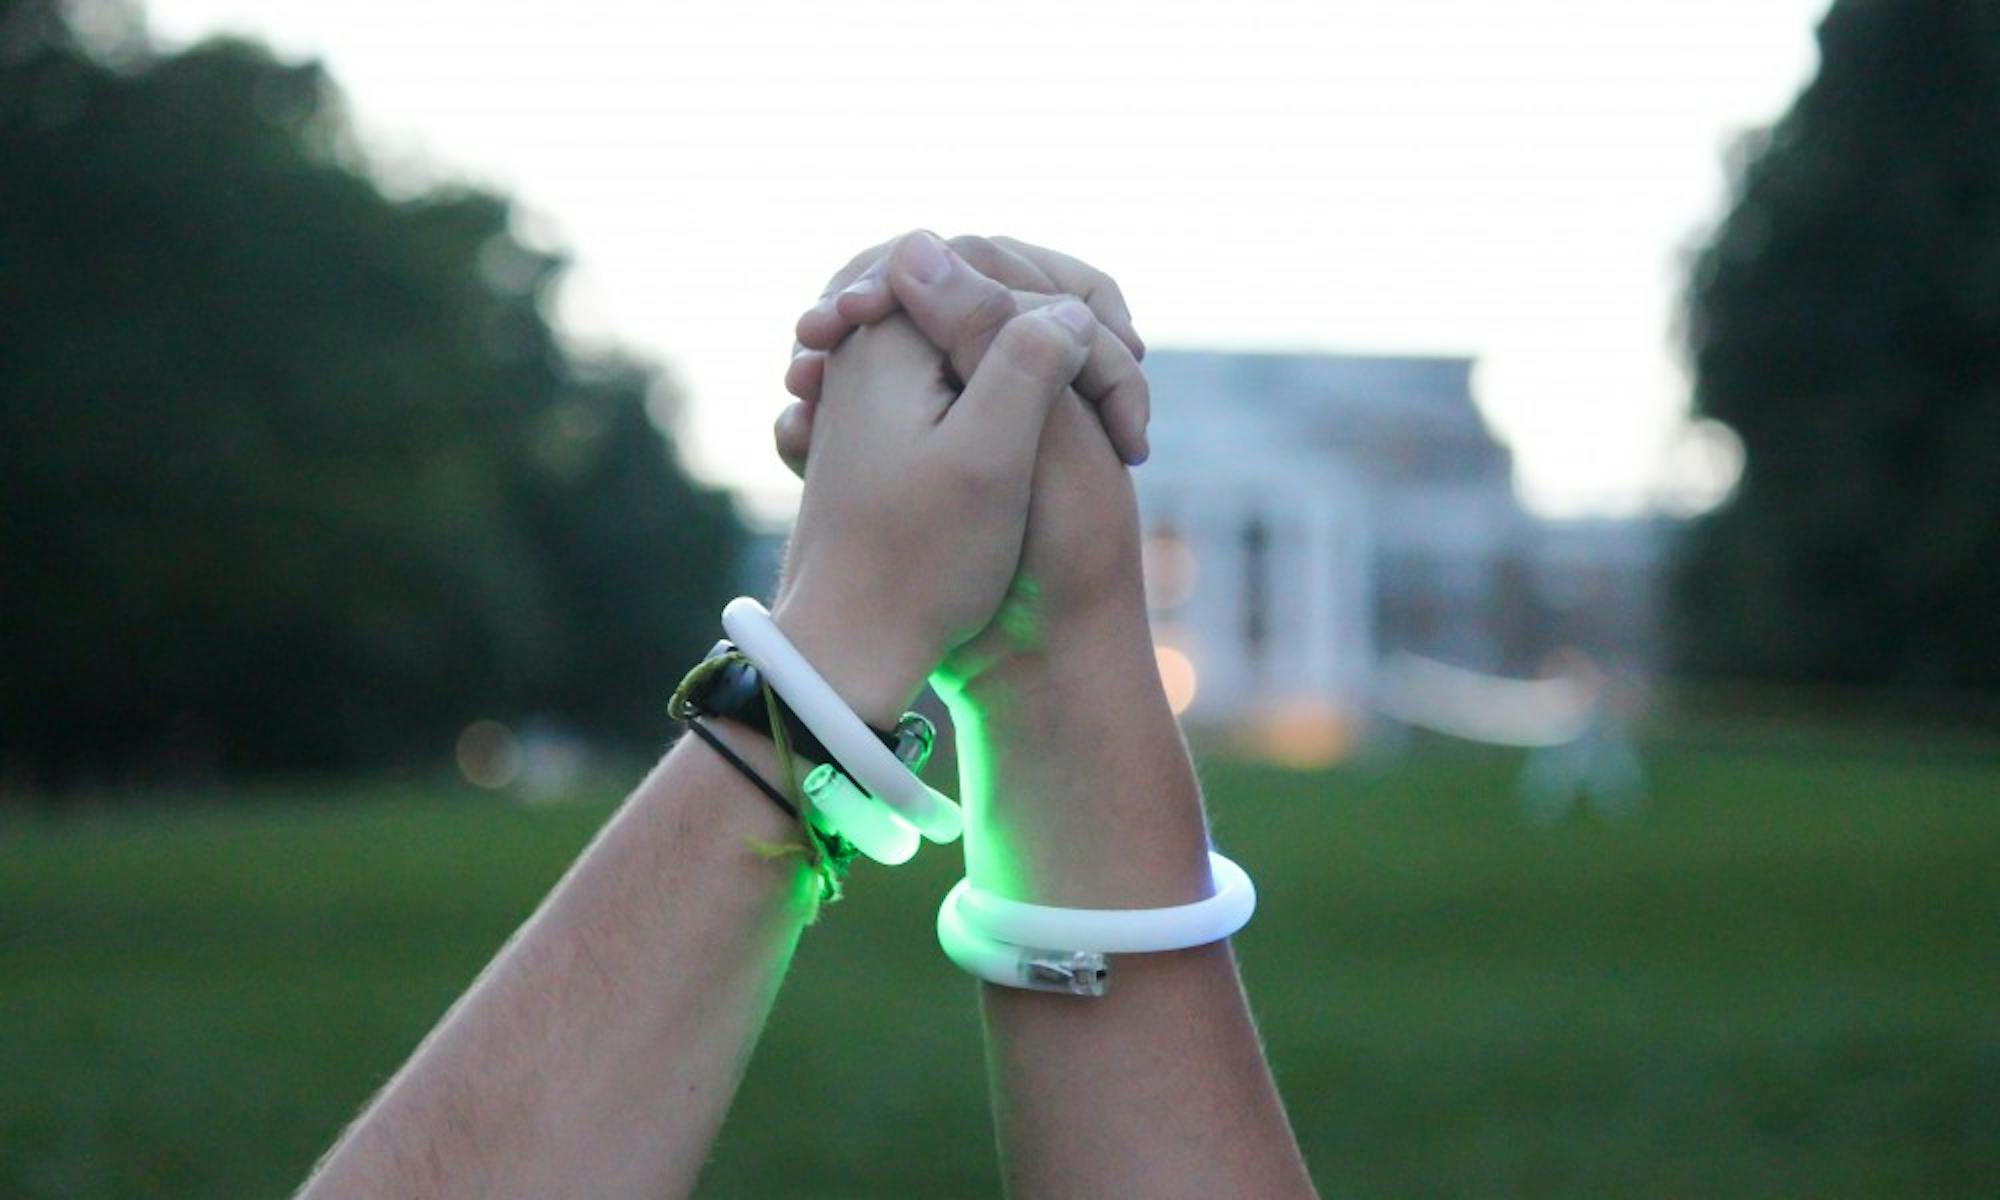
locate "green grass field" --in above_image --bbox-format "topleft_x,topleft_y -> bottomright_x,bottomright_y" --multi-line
4,737 -> 1997,1197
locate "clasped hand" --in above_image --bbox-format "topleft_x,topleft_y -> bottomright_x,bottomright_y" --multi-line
766,231 -> 1153,726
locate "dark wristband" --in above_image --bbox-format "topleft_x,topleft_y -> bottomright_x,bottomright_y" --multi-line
685,718 -> 797,821
684,640 -> 902,766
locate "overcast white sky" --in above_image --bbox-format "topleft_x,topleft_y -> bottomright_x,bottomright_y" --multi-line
146,0 -> 1829,521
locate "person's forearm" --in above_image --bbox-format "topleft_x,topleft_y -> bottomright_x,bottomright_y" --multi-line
956,592 -> 1211,908
299,729 -> 814,1200
955,595 -> 1317,1199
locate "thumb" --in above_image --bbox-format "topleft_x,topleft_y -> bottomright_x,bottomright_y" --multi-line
880,231 -> 1019,387
938,301 -> 1094,471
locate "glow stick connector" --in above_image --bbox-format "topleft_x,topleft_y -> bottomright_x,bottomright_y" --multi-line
1019,949 -> 1110,997
891,712 -> 936,771
801,762 -> 920,866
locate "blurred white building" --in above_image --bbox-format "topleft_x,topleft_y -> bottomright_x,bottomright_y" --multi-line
737,348 -> 1666,764
1136,350 -> 1665,762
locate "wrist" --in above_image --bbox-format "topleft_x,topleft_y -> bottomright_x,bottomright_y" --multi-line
945,595 -> 1214,908
769,589 -> 933,729
957,589 -> 1157,738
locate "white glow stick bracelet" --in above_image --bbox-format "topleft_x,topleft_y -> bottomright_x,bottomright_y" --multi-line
937,881 -> 1109,997
721,597 -> 963,851
936,851 -> 1257,995
802,763 -> 919,866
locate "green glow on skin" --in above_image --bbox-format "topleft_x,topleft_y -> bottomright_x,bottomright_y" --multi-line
933,674 -> 1030,899
932,574 -> 1048,901
924,572 -> 1048,900
995,576 -> 1044,648
936,576 -> 1046,694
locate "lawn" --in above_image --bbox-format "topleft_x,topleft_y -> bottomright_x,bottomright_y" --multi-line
3,737 -> 1997,1197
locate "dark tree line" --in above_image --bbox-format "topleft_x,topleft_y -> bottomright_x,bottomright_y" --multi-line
0,0 -> 742,787
1677,0 -> 2000,694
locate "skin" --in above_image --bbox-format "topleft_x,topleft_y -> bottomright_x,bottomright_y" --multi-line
297,278 -> 1095,1199
296,741 -> 812,1199
788,232 -> 1317,1198
298,229 -> 1313,1199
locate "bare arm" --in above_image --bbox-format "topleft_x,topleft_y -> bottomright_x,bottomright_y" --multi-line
300,274 -> 1094,1199
298,729 -> 814,1199
791,233 -> 1317,1198
959,582 -> 1317,1199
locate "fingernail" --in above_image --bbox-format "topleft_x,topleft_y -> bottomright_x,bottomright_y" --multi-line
903,231 -> 950,284
839,273 -> 883,300
1049,299 -> 1094,339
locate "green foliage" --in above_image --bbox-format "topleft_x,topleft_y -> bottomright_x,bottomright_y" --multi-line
1677,0 -> 2000,691
2,740 -> 1996,1197
0,0 -> 740,782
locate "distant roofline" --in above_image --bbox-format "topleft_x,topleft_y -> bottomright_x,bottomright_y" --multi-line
1144,344 -> 1479,368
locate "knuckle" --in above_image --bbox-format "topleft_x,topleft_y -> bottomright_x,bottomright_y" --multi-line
956,282 -> 1020,347
1094,274 -> 1130,315
948,233 -> 997,262
1075,266 -> 1126,316
995,312 -> 1078,378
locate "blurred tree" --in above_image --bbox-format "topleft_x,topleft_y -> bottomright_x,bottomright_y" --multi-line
1676,0 -> 2000,693
0,0 -> 741,786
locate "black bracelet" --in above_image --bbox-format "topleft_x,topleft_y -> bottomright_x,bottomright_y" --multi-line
685,718 -> 799,822
682,641 -> 905,766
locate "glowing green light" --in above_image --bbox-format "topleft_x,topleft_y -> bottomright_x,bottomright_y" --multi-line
930,572 -> 1052,898
802,763 -> 921,866
931,674 -> 1035,900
